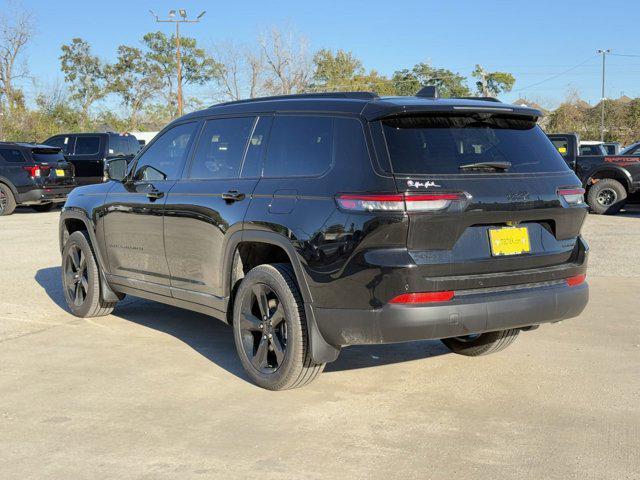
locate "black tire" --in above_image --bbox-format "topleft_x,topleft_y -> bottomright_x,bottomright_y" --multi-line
61,231 -> 117,318
32,203 -> 55,212
0,183 -> 16,216
587,179 -> 627,215
232,263 -> 325,390
441,329 -> 520,356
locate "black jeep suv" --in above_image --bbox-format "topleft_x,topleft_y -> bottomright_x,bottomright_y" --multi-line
0,142 -> 75,215
58,90 -> 589,390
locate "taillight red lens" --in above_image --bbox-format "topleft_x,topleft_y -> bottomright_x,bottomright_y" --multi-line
389,291 -> 455,304
558,187 -> 585,205
22,166 -> 41,178
336,193 -> 467,212
566,274 -> 586,287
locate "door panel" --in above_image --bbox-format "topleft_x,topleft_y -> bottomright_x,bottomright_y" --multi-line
103,121 -> 200,293
164,178 -> 258,304
164,115 -> 266,305
103,180 -> 175,290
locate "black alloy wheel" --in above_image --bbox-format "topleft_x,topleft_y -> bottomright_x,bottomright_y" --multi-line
63,243 -> 89,307
239,283 -> 288,373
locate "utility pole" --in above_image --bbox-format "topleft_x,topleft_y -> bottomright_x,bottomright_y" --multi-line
596,49 -> 611,142
150,9 -> 206,117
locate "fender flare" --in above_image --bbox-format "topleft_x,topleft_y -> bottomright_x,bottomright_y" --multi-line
585,165 -> 633,191
223,229 -> 340,363
59,208 -> 121,303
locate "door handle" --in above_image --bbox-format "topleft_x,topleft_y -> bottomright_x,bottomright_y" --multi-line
146,187 -> 164,200
221,190 -> 246,202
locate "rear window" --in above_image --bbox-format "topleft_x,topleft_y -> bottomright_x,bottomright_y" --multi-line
0,148 -> 25,163
32,150 -> 65,163
380,115 -> 570,174
579,144 -> 605,156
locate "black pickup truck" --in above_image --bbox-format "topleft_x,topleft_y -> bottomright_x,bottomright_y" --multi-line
548,133 -> 640,214
42,132 -> 139,186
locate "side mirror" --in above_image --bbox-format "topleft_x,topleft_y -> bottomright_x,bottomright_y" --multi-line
105,158 -> 128,182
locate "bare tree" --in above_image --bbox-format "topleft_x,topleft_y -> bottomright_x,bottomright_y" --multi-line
210,41 -> 265,102
259,27 -> 311,95
0,2 -> 34,111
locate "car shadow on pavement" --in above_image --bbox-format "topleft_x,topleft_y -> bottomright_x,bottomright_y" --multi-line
35,266 -> 449,381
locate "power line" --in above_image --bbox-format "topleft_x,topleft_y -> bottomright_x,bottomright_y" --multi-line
515,55 -> 598,93
610,53 -> 640,58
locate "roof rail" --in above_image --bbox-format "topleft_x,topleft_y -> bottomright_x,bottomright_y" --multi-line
210,91 -> 379,108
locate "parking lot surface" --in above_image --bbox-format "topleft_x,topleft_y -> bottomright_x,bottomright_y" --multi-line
1,207 -> 639,479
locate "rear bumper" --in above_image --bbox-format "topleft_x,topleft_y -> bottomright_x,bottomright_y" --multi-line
312,281 -> 588,346
17,186 -> 75,205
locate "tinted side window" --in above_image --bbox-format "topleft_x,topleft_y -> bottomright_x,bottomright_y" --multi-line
73,136 -> 101,155
334,117 -> 371,172
0,148 -> 25,163
133,122 -> 198,181
189,117 -> 255,179
264,116 -> 333,178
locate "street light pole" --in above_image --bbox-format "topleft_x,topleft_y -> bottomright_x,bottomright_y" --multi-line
596,49 -> 611,142
150,9 -> 206,117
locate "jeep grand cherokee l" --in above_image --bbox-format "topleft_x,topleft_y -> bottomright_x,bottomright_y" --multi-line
58,90 -> 589,390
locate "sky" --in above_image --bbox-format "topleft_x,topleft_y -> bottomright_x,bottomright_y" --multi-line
9,0 -> 640,109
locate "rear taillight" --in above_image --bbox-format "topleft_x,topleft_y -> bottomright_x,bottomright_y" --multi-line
22,166 -> 41,178
558,187 -> 585,205
336,192 -> 468,213
566,274 -> 586,287
390,291 -> 455,304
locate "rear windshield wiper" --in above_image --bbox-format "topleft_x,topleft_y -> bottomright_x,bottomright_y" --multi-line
459,161 -> 512,171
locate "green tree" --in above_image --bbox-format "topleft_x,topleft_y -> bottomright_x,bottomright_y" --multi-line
391,63 -> 471,97
472,64 -> 515,97
311,49 -> 394,95
60,38 -> 108,128
313,49 -> 364,88
142,31 -> 221,115
107,45 -> 163,130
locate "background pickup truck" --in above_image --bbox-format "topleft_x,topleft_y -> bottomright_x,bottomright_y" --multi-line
42,132 -> 140,186
548,133 -> 640,214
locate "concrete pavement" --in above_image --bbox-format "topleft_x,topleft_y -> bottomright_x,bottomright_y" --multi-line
0,208 -> 638,479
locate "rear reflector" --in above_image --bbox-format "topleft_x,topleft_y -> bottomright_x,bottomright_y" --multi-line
336,193 -> 467,212
566,274 -> 586,287
390,291 -> 455,304
558,187 -> 585,205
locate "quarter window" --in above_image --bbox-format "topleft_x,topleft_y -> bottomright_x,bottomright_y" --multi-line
264,116 -> 333,177
133,122 -> 198,181
189,117 -> 255,179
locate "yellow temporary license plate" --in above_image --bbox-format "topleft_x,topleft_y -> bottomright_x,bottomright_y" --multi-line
56,169 -> 65,177
489,226 -> 531,256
